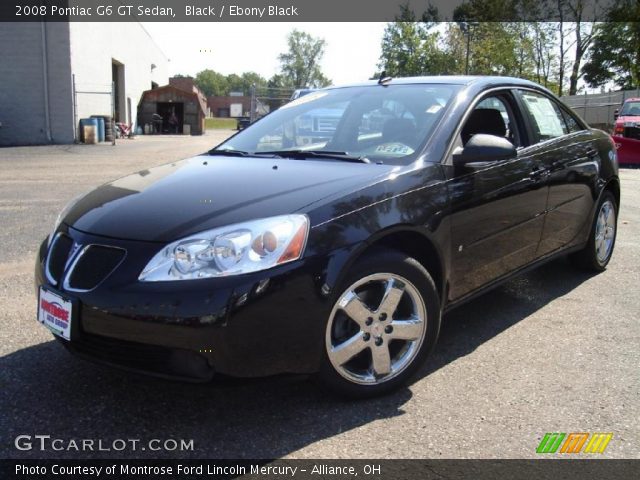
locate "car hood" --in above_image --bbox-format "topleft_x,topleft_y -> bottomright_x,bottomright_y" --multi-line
65,155 -> 395,242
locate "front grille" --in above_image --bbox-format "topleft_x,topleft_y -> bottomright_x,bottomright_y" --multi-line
70,333 -> 172,372
67,245 -> 125,291
64,333 -> 214,381
46,233 -> 73,285
623,126 -> 640,140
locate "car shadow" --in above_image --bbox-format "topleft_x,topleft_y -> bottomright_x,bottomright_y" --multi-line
420,257 -> 595,378
0,258 -> 594,460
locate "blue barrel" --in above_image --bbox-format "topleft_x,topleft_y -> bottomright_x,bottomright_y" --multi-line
79,118 -> 99,143
91,116 -> 105,142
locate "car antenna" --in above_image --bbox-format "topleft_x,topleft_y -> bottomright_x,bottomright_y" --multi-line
378,71 -> 392,85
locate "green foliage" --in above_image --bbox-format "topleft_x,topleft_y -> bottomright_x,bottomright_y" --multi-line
452,0 -> 550,22
582,0 -> 640,89
191,70 -> 267,97
194,69 -> 228,97
277,29 -> 331,88
378,17 -> 553,81
377,3 -> 456,77
267,73 -> 293,89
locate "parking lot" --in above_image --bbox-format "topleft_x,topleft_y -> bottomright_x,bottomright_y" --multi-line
0,133 -> 638,459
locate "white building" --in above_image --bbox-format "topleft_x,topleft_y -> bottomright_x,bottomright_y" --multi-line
0,22 -> 168,146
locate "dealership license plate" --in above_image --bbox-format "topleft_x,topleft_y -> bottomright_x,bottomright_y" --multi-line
623,122 -> 637,128
38,287 -> 73,341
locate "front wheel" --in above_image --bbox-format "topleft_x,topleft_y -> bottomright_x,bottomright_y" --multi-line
318,250 -> 441,398
570,191 -> 618,271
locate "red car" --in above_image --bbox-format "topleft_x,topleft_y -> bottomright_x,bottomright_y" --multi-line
612,97 -> 640,165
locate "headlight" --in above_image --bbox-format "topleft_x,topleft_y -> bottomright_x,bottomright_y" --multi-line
139,214 -> 309,281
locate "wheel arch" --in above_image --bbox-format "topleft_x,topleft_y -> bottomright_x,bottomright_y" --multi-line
327,226 -> 447,307
604,176 -> 621,209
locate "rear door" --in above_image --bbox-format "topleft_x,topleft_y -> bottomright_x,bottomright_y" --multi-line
447,90 -> 548,300
514,89 -> 598,257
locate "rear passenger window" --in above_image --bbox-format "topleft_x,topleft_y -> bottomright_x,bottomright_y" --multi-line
519,91 -> 568,142
561,109 -> 584,133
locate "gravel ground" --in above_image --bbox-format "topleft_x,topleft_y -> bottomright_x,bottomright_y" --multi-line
0,134 -> 638,459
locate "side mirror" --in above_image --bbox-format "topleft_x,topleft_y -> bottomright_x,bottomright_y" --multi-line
453,134 -> 517,167
613,109 -> 619,120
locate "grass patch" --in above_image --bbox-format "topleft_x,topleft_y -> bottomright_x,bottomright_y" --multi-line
205,118 -> 238,130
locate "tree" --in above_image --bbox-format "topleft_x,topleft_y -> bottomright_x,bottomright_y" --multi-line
377,3 -> 456,77
439,22 -> 539,78
194,69 -> 229,97
240,72 -> 268,93
467,23 -> 530,76
225,73 -> 244,94
225,72 -> 268,95
190,70 -> 268,96
583,22 -> 640,89
564,1 -> 596,95
277,30 -> 331,88
531,22 -> 558,89
582,0 -> 640,89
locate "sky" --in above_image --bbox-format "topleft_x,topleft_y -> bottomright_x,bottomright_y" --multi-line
141,23 -> 388,86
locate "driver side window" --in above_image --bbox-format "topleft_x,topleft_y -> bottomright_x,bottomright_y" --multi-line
461,94 -> 521,148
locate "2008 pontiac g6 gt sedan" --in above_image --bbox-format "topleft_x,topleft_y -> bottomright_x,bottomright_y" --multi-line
36,76 -> 620,397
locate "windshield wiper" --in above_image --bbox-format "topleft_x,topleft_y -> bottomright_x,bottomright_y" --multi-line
208,149 -> 280,158
258,150 -> 371,164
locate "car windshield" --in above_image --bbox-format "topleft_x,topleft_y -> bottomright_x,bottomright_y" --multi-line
216,84 -> 460,164
620,101 -> 640,116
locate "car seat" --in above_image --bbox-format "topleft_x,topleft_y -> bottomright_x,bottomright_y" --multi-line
461,108 -> 507,145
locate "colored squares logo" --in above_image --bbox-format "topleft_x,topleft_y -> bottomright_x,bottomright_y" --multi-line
537,433 -> 613,454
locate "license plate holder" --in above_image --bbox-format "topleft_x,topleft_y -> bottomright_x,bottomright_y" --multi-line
38,286 -> 78,341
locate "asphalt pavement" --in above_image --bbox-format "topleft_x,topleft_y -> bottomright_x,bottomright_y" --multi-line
0,133 -> 638,459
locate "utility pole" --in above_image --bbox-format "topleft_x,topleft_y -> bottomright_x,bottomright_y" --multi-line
250,84 -> 257,124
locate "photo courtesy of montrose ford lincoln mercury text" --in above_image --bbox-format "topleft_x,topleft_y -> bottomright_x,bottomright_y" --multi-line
35,76 -> 620,397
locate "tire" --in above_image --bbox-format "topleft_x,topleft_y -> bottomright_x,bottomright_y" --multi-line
318,249 -> 441,398
570,191 -> 617,271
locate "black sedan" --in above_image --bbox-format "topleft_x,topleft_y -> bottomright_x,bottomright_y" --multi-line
36,76 -> 620,397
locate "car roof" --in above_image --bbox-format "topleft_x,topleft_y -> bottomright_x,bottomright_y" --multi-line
623,97 -> 640,103
326,75 -> 545,90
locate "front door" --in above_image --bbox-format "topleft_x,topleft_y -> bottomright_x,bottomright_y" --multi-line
446,91 -> 548,300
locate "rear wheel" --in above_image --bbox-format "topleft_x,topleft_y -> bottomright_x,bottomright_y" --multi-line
319,250 -> 441,398
570,191 -> 617,271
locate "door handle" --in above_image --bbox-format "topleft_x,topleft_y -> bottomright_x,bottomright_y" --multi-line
529,167 -> 550,180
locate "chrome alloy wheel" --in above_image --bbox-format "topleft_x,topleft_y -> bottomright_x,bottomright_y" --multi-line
325,273 -> 427,385
595,199 -> 616,264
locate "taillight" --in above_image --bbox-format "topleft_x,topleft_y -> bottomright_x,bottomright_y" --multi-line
614,124 -> 624,135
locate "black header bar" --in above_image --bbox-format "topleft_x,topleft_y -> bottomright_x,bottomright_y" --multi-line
1,0 -> 636,22
2,459 -> 639,480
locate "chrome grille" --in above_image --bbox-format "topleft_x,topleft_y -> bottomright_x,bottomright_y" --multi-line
64,245 -> 126,291
45,233 -> 126,292
45,233 -> 73,285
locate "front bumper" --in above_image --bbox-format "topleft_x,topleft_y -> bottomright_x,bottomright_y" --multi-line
35,226 -> 333,381
612,134 -> 640,165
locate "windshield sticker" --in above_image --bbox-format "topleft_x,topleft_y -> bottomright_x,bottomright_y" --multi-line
374,143 -> 414,156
